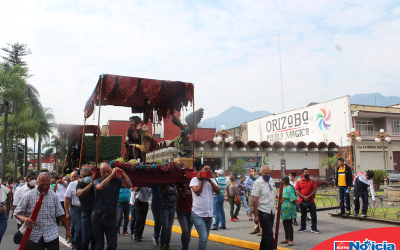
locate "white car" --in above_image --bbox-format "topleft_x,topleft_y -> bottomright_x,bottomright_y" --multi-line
387,170 -> 400,182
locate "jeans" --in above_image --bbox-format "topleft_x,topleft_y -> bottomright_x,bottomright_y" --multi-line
176,209 -> 193,250
81,212 -> 94,250
70,206 -> 75,246
239,194 -> 248,213
117,202 -> 130,233
91,214 -> 118,250
228,196 -> 240,219
151,205 -> 162,241
161,207 -> 175,246
0,212 -> 7,243
354,193 -> 369,215
191,212 -> 212,250
72,206 -> 82,250
130,204 -> 135,235
258,210 -> 275,250
212,194 -> 226,229
300,202 -> 317,230
134,200 -> 149,239
339,186 -> 350,213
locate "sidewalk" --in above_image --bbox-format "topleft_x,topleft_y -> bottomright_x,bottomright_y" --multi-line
145,201 -> 392,250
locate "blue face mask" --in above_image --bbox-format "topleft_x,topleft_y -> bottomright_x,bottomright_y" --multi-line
84,176 -> 92,184
262,175 -> 271,182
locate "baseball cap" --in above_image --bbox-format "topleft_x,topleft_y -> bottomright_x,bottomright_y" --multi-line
216,169 -> 224,175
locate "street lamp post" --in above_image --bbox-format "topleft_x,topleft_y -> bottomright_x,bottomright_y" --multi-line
375,129 -> 391,171
213,125 -> 234,174
347,128 -> 362,173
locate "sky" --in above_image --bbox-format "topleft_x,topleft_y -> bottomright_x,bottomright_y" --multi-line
1,0 -> 400,135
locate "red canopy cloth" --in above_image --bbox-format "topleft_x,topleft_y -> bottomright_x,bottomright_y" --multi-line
84,74 -> 194,121
89,162 -> 197,187
58,124 -> 99,140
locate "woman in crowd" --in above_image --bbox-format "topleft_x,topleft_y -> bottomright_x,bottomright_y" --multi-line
226,173 -> 240,222
160,184 -> 177,250
288,171 -> 299,226
280,176 -> 297,247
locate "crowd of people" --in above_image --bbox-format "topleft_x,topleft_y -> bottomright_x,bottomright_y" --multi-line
0,158 -> 377,250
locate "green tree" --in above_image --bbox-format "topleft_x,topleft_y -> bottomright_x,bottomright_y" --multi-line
1,43 -> 32,68
321,156 -> 338,169
36,107 -> 55,172
0,62 -> 28,179
230,158 -> 246,175
43,135 -> 68,165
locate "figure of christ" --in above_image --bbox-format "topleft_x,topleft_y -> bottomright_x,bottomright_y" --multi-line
124,116 -> 157,163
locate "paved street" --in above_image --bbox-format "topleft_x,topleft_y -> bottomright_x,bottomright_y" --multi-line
2,199 -> 394,250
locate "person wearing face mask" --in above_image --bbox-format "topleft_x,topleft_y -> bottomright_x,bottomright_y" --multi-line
64,171 -> 82,250
252,165 -> 277,250
14,172 -> 72,249
226,173 -> 241,222
76,168 -> 96,250
190,165 -> 220,250
13,171 -> 38,229
295,168 -> 320,233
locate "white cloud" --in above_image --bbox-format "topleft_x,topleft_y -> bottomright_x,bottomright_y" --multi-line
0,0 -> 399,139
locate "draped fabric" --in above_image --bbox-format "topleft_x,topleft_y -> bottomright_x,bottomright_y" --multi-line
84,74 -> 194,121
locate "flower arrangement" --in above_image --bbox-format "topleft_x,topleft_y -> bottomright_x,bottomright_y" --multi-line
136,121 -> 148,144
82,160 -> 188,174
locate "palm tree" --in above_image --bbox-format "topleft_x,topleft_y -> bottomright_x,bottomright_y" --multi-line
43,134 -> 68,167
36,107 -> 55,172
0,62 -> 28,179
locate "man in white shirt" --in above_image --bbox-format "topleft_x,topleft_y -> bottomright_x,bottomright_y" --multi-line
53,175 -> 67,224
13,171 -> 37,229
132,187 -> 151,241
253,165 -> 277,250
190,165 -> 220,250
64,171 -> 81,250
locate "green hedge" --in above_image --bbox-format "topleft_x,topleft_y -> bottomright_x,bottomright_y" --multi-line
84,135 -> 122,162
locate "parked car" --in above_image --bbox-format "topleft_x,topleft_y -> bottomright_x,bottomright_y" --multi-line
296,176 -> 330,188
387,170 -> 400,182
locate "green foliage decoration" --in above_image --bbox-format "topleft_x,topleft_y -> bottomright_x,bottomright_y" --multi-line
84,135 -> 122,162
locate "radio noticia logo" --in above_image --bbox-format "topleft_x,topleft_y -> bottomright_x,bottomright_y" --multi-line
334,239 -> 396,250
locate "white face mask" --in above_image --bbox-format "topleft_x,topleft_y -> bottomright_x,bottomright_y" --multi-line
29,180 -> 37,187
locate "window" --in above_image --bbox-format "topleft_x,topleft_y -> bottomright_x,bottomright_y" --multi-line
154,134 -> 161,138
356,121 -> 374,135
393,121 -> 400,134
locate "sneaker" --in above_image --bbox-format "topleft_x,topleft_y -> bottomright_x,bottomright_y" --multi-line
153,236 -> 159,245
257,231 -> 263,236
298,228 -> 307,232
219,226 -> 226,229
124,232 -> 130,236
234,216 -> 239,220
231,218 -> 236,222
354,213 -> 359,217
210,227 -> 218,230
361,214 -> 367,218
311,229 -> 321,234
293,222 -> 298,226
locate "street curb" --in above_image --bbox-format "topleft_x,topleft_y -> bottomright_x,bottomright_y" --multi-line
145,220 -> 292,250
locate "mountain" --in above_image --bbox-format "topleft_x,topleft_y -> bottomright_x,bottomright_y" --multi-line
351,93 -> 400,106
199,106 -> 271,129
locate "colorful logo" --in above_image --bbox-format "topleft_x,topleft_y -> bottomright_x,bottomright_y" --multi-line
334,239 -> 396,250
316,107 -> 332,131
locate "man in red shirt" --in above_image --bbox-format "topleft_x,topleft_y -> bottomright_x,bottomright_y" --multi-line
176,181 -> 193,250
295,168 -> 320,234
